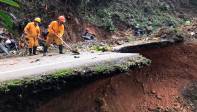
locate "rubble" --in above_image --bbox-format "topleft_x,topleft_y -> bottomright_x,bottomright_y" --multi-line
178,19 -> 197,40
0,28 -> 18,56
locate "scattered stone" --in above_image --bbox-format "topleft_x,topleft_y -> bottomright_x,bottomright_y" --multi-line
30,59 -> 40,63
148,107 -> 155,111
95,97 -> 109,112
115,40 -> 124,45
182,81 -> 197,111
185,21 -> 191,25
37,46 -> 43,52
151,90 -> 157,94
153,107 -> 162,112
35,59 -> 40,62
156,95 -> 162,100
190,32 -> 195,36
0,28 -> 4,34
91,57 -> 97,59
74,56 -> 80,58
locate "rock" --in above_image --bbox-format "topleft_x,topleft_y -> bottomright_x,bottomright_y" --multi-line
10,51 -> 17,55
115,41 -> 124,45
190,32 -> 195,36
151,107 -> 162,112
156,95 -> 162,100
37,46 -> 43,52
0,28 -> 4,34
151,90 -> 157,94
74,56 -> 80,58
35,59 -> 40,62
185,21 -> 191,25
30,59 -> 40,63
148,107 -> 155,111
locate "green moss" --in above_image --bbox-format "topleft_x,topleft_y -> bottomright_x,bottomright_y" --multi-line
6,80 -> 23,86
0,69 -> 74,93
0,79 -> 23,92
94,65 -> 114,74
52,69 -> 74,79
0,56 -> 151,94
90,44 -> 112,52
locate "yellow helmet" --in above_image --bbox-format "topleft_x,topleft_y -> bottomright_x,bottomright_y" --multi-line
34,17 -> 41,23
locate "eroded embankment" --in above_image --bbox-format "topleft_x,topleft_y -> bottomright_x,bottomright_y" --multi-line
37,42 -> 197,112
0,53 -> 150,112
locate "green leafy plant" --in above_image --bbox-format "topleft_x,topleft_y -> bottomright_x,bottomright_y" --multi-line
90,44 -> 112,52
0,0 -> 19,7
0,0 -> 19,30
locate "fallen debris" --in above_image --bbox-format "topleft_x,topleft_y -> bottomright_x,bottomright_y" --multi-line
74,56 -> 80,58
30,59 -> 40,63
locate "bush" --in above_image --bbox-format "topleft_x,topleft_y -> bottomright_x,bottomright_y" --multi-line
0,0 -> 19,31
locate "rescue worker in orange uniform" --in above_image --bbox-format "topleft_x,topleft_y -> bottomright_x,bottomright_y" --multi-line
44,16 -> 65,55
24,17 -> 41,55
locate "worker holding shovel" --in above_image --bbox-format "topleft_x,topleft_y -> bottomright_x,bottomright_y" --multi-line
44,16 -> 66,56
44,16 -> 79,56
24,17 -> 41,56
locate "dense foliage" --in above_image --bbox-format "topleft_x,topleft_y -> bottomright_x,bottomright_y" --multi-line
0,0 -> 19,31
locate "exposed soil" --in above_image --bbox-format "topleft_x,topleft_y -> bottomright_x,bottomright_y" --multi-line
36,42 -> 197,112
183,81 -> 197,112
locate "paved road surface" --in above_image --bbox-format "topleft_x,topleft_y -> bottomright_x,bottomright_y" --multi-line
0,52 -> 139,81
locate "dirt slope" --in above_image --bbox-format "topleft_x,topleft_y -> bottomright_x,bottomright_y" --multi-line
37,42 -> 197,112
4,0 -> 196,41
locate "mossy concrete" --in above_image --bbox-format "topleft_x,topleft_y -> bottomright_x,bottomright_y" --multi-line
0,54 -> 150,95
113,37 -> 184,53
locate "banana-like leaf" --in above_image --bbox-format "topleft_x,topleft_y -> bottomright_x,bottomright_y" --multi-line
0,10 -> 13,31
0,0 -> 19,8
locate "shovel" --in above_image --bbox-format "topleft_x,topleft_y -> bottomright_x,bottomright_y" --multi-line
56,35 -> 80,55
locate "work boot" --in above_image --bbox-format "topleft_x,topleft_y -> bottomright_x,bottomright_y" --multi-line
59,45 -> 64,54
43,46 -> 48,56
29,48 -> 33,56
33,47 -> 37,55
43,53 -> 47,56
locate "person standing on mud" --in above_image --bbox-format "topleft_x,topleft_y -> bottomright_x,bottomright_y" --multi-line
44,16 -> 65,56
24,17 -> 41,56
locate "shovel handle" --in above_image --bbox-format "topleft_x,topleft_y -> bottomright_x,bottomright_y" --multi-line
51,28 -> 73,51
56,35 -> 73,50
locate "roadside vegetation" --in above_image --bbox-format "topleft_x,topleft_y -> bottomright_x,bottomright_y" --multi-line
0,56 -> 150,94
0,0 -> 19,31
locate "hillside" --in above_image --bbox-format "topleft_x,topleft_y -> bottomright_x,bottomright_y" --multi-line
0,1 -> 197,112
2,0 -> 196,41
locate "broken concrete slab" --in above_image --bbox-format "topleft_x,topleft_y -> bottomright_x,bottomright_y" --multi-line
0,52 -> 150,96
0,52 -> 150,81
113,39 -> 183,53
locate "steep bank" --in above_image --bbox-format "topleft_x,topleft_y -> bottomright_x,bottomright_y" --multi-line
37,42 -> 197,112
3,0 -> 196,40
0,52 -> 150,112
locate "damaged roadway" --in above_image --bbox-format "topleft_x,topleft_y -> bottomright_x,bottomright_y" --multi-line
0,52 -> 146,81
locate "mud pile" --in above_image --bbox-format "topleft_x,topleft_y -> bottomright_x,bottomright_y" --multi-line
37,42 -> 197,112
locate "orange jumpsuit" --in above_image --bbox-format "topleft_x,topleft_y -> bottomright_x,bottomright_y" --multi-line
47,21 -> 64,45
24,22 -> 40,48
